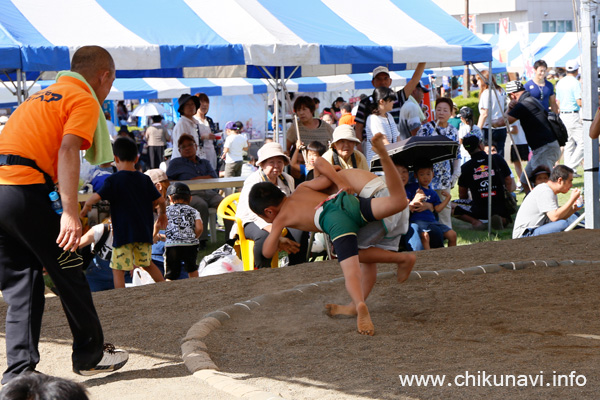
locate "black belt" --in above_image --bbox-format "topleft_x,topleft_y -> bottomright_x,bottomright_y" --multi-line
0,154 -> 55,190
561,111 -> 578,114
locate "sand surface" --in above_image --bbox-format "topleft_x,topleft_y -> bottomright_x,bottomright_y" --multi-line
0,229 -> 599,399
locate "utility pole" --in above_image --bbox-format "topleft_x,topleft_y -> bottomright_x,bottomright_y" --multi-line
581,0 -> 599,228
463,0 -> 470,98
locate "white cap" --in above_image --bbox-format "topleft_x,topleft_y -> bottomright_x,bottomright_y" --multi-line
372,66 -> 390,78
566,59 -> 580,72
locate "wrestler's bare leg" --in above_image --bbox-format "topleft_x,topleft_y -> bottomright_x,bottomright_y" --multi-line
339,255 -> 374,335
326,262 -> 377,317
358,247 -> 416,283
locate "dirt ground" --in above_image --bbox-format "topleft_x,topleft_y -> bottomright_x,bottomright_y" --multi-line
0,229 -> 599,399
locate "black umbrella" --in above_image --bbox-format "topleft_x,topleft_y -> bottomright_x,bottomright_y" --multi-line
369,135 -> 459,172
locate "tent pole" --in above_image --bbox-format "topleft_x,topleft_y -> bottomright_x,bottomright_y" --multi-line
487,61 -> 493,236
279,65 -> 287,146
26,72 -> 44,96
259,66 -> 280,141
283,66 -> 299,86
263,93 -> 268,141
581,0 -> 599,228
260,66 -> 277,90
21,70 -> 29,100
16,69 -> 23,104
273,92 -> 279,142
0,73 -> 17,95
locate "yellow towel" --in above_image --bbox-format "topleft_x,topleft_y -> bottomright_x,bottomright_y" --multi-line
55,71 -> 114,165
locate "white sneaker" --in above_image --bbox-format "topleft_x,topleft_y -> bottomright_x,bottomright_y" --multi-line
74,343 -> 129,376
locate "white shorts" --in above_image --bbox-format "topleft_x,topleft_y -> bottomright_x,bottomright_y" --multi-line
357,178 -> 409,251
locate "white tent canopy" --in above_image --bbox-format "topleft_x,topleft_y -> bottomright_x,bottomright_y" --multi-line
0,0 -> 492,140
0,0 -> 492,77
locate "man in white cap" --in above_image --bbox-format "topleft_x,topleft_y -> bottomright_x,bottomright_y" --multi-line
354,63 -> 426,150
322,125 -> 368,170
492,80 -> 560,193
555,59 -> 583,175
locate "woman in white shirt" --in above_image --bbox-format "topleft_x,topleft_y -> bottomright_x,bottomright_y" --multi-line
194,93 -> 218,170
364,87 -> 400,164
476,70 -> 507,157
171,94 -> 202,159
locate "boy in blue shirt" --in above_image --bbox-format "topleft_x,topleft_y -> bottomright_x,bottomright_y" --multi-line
81,137 -> 167,288
405,161 -> 457,249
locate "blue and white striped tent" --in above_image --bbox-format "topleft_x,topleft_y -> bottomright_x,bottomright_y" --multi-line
478,32 -> 589,71
0,0 -> 492,77
0,73 -> 415,106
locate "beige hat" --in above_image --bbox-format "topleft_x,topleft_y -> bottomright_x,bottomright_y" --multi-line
257,142 -> 290,166
372,66 -> 390,78
145,168 -> 168,184
331,125 -> 361,145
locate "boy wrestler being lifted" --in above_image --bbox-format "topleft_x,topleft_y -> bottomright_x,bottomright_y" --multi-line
249,133 -> 415,335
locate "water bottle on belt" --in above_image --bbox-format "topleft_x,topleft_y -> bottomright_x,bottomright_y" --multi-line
49,191 -> 63,215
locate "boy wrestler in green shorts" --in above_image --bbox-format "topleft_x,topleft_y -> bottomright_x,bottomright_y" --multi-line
249,133 -> 414,335
302,157 -> 415,319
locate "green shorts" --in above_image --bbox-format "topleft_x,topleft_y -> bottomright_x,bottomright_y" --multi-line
110,242 -> 152,271
317,191 -> 373,242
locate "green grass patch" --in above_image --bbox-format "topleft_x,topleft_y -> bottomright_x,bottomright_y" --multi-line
449,164 -> 584,246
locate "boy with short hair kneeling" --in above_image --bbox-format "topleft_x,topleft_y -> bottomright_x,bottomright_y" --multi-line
249,133 -> 413,336
81,137 -> 167,288
405,160 -> 457,249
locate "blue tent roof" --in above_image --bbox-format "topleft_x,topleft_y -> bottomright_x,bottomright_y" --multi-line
0,28 -> 20,70
0,0 -> 492,77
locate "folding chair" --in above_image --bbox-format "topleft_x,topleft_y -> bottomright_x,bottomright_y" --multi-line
216,193 -> 282,270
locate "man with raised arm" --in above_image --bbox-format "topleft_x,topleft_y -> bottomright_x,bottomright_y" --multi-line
354,63 -> 426,150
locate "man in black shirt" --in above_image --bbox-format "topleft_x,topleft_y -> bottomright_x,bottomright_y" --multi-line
491,80 -> 560,193
453,135 -> 515,230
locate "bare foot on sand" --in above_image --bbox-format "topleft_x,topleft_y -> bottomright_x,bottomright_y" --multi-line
397,253 -> 416,283
356,302 -> 374,336
325,303 -> 357,317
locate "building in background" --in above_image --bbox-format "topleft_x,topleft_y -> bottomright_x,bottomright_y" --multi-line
432,0 -> 580,34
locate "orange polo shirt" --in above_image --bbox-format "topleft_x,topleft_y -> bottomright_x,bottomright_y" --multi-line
338,113 -> 355,126
0,76 -> 98,185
